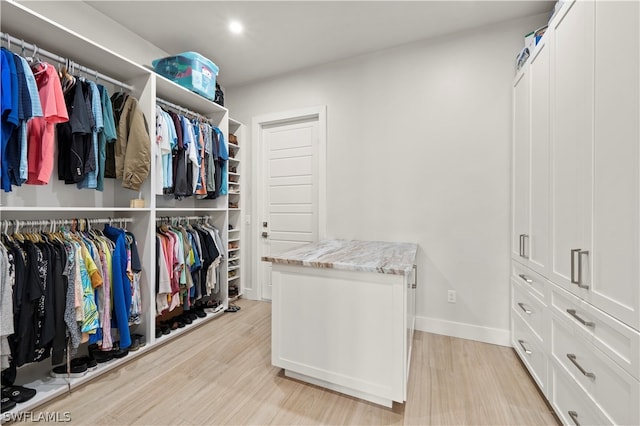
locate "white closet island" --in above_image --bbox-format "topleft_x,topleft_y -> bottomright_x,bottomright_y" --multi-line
263,240 -> 417,407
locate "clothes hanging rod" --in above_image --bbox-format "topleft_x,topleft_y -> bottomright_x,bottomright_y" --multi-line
156,97 -> 214,124
0,31 -> 134,92
155,215 -> 212,222
0,217 -> 134,233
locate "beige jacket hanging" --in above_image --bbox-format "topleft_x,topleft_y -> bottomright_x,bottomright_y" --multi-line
112,95 -> 151,191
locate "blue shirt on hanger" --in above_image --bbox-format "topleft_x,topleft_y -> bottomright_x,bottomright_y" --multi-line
104,224 -> 132,350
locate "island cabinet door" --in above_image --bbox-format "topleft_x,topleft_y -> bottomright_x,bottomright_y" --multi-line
271,265 -> 408,404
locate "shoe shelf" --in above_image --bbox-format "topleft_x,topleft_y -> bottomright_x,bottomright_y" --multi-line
228,295 -> 242,303
227,118 -> 244,301
1,367 -> 69,422
64,344 -> 154,388
152,307 -> 226,349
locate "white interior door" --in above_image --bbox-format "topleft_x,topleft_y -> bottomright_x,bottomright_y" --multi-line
260,116 -> 320,300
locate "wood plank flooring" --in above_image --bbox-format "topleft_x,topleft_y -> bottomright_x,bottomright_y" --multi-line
13,299 -> 559,425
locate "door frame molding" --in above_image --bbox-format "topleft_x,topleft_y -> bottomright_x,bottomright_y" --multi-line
251,105 -> 327,300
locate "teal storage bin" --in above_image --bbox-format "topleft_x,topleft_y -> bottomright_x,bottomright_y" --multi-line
152,52 -> 219,101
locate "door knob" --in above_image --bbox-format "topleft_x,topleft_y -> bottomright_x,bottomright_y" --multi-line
262,232 -> 269,238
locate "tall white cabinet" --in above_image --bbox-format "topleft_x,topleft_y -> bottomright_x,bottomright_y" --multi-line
0,0 -> 244,417
512,1 -> 640,424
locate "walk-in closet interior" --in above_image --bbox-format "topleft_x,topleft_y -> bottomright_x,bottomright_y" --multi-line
0,0 -> 638,424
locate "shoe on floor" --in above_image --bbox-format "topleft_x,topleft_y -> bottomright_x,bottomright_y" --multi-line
89,346 -> 115,364
131,333 -> 146,347
1,385 -> 37,403
1,396 -> 16,413
73,355 -> 97,370
50,362 -> 88,378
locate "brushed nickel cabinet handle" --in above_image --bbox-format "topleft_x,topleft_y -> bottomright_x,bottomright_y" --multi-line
577,250 -> 589,289
412,264 -> 417,289
566,354 -> 596,379
519,234 -> 529,258
519,234 -> 523,257
568,411 -> 581,426
566,309 -> 595,328
571,249 -> 581,284
518,274 -> 533,284
517,302 -> 532,315
517,339 -> 532,355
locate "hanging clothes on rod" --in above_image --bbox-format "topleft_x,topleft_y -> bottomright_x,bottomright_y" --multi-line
0,32 -> 150,193
155,101 -> 227,200
155,216 -> 224,316
0,217 -> 142,387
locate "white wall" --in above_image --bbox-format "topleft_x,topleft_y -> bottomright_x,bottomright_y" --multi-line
227,13 -> 548,346
15,0 -> 169,68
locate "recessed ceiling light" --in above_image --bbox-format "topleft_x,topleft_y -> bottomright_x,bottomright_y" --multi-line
229,21 -> 244,35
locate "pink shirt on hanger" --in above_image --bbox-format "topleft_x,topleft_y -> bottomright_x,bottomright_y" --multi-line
26,62 -> 69,185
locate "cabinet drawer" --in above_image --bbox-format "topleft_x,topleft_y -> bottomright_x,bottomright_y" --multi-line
512,260 -> 549,302
551,359 -> 611,426
551,284 -> 640,380
512,279 -> 547,344
512,310 -> 547,394
551,313 -> 640,426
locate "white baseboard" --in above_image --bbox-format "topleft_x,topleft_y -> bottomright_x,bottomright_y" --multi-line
415,316 -> 511,347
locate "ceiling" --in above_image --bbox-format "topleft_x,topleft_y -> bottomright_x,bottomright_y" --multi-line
86,1 -> 553,88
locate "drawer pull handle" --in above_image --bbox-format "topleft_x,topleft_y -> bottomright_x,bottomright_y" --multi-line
517,339 -> 532,355
518,274 -> 533,284
567,354 -> 596,379
568,411 -> 581,426
566,309 -> 595,328
517,302 -> 532,315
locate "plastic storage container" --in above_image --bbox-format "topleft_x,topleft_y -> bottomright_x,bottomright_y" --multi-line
152,52 -> 219,101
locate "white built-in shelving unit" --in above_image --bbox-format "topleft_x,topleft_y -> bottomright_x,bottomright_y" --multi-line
0,0 -> 245,418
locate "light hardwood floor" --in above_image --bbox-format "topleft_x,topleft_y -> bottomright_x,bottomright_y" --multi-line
15,299 -> 559,425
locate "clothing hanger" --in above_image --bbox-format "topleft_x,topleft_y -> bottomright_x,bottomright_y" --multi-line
12,220 -> 25,243
27,43 -> 45,72
59,59 -> 76,92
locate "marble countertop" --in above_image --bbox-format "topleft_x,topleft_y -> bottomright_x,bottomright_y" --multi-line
262,239 -> 418,275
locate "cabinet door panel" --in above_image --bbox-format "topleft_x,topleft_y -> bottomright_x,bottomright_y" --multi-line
591,0 -> 640,331
513,70 -> 530,261
529,42 -> 550,276
550,0 -> 594,290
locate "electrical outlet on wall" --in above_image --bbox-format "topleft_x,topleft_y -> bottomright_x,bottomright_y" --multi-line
447,290 -> 457,304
